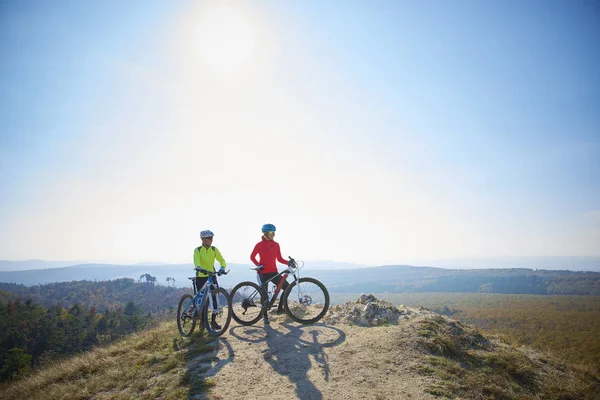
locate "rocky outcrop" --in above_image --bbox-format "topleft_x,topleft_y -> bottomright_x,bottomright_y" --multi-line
323,294 -> 434,326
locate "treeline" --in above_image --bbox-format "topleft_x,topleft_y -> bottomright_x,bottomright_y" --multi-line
318,266 -> 600,295
0,278 -> 187,313
0,298 -> 153,382
0,278 -> 194,383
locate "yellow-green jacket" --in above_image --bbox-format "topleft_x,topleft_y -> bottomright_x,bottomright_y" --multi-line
193,245 -> 226,277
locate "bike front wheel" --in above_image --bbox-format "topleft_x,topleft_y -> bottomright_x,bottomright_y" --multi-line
282,277 -> 330,324
203,287 -> 232,336
230,281 -> 267,326
177,293 -> 197,336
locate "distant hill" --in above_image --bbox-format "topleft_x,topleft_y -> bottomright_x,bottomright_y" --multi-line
311,265 -> 600,295
1,263 -> 599,295
408,256 -> 600,272
0,260 -> 89,272
0,262 -> 268,291
0,261 -> 372,288
300,260 -> 372,270
0,263 -> 216,288
4,256 -> 599,272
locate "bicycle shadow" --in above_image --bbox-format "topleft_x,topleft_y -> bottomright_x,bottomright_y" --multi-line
230,322 -> 346,400
178,332 -> 235,399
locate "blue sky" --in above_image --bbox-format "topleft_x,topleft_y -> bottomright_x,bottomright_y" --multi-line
0,0 -> 598,265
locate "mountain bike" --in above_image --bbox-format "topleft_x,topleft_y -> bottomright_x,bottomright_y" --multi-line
177,269 -> 232,337
230,257 -> 329,325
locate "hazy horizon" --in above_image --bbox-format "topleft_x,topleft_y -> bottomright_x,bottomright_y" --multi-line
2,256 -> 600,273
1,1 -> 598,264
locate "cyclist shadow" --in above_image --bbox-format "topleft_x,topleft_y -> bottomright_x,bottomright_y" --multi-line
181,334 -> 235,399
230,322 -> 346,400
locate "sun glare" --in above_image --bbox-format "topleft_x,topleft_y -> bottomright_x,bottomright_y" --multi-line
194,6 -> 255,76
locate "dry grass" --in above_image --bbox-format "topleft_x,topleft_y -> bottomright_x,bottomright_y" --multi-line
415,315 -> 600,399
0,320 -> 215,400
3,306 -> 598,400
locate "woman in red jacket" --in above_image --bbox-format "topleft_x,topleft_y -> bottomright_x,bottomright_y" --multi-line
250,223 -> 290,324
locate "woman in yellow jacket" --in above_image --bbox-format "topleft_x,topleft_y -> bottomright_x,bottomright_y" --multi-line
194,229 -> 227,329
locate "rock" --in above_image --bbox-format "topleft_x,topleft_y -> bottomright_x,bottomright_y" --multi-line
364,302 -> 379,318
357,293 -> 377,305
323,295 -> 421,327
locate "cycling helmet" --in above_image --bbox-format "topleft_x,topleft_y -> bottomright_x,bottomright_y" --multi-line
261,223 -> 276,233
200,230 -> 214,238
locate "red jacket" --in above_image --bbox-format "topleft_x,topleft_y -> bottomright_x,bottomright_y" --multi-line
250,238 -> 288,274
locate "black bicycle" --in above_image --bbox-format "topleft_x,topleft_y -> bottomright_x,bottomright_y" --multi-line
177,268 -> 232,336
230,257 -> 329,325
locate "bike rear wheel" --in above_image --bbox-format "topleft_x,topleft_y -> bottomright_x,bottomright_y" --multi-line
282,277 -> 330,324
177,293 -> 197,336
230,281 -> 267,326
203,287 -> 233,336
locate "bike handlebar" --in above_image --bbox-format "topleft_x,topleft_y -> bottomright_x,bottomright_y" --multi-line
247,257 -> 302,273
195,268 -> 229,276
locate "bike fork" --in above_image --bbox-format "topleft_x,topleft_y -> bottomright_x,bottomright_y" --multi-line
293,276 -> 304,298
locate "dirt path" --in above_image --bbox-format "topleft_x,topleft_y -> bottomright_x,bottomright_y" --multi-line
187,313 -> 439,400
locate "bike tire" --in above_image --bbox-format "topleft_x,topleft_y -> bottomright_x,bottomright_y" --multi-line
203,287 -> 233,336
177,293 -> 197,336
282,277 -> 330,324
230,281 -> 267,326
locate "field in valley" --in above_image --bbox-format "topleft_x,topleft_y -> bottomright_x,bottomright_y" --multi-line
330,292 -> 600,373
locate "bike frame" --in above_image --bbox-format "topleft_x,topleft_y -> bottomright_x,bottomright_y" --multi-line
185,273 -> 220,317
257,264 -> 301,309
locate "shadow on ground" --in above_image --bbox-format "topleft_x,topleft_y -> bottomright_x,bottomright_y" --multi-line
230,322 -> 346,400
177,330 -> 235,400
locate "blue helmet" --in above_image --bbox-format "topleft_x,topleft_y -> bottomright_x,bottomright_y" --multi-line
261,223 -> 276,233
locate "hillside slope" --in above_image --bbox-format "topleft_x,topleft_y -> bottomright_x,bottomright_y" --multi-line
1,296 -> 598,400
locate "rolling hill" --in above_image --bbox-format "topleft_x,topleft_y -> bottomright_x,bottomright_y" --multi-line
1,296 -> 597,400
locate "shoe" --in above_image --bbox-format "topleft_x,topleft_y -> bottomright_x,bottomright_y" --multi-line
210,315 -> 221,331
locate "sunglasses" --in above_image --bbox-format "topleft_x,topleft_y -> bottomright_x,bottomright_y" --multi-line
203,237 -> 214,240
265,231 -> 275,235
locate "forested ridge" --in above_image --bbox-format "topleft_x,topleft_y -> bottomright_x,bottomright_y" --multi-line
0,278 -> 188,382
319,266 -> 600,295
0,278 -> 185,313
